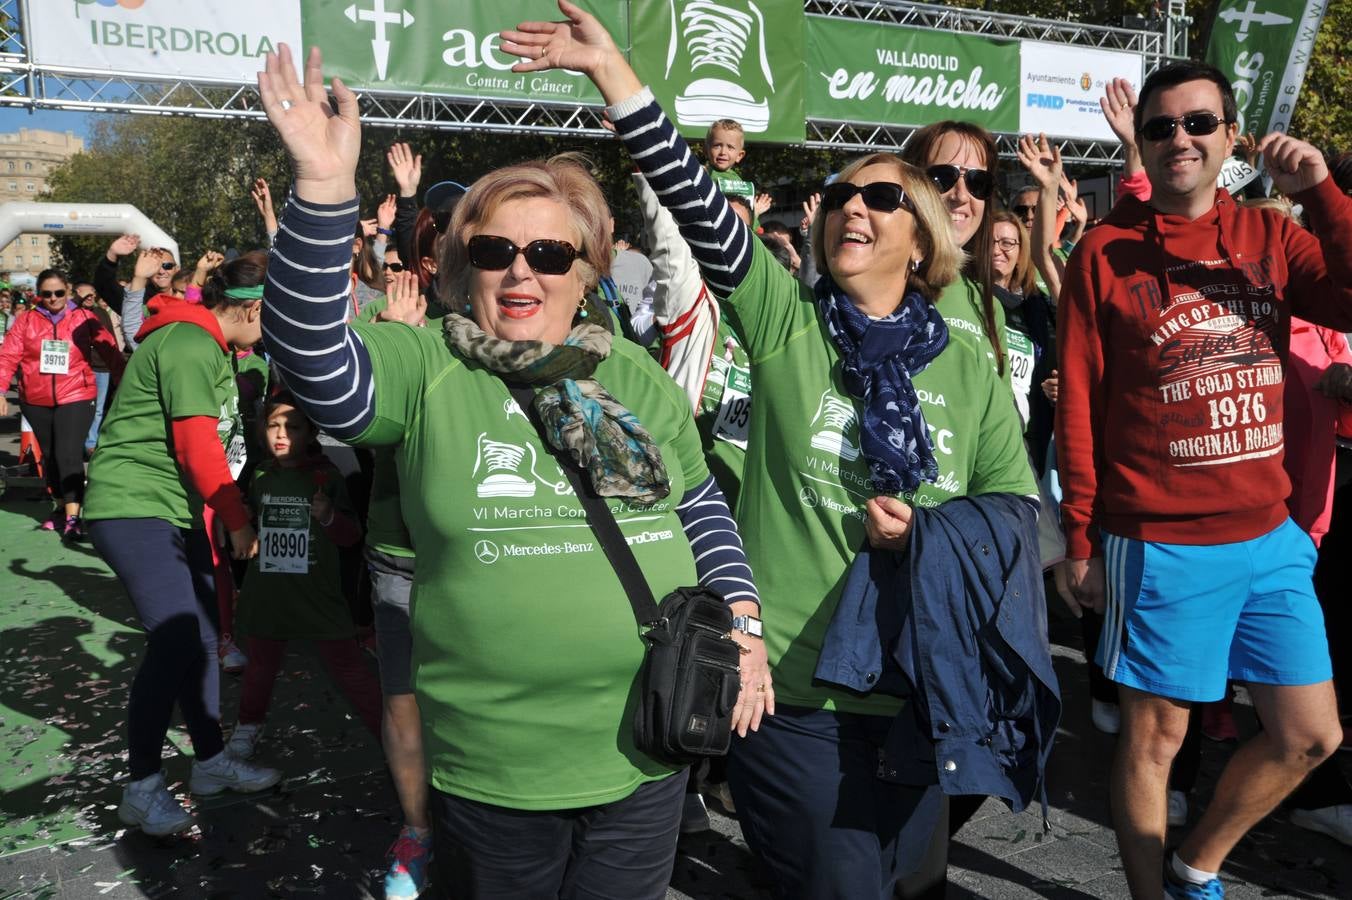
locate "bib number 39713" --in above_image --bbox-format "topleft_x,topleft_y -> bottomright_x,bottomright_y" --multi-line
40,340 -> 70,375
259,500 -> 311,574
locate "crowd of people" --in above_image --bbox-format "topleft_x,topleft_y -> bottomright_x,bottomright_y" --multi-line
3,2 -> 1352,898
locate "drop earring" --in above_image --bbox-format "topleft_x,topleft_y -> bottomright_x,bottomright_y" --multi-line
576,297 -> 588,319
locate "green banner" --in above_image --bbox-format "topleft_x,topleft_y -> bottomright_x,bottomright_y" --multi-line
1205,0 -> 1327,137
628,0 -> 805,144
301,0 -> 628,105
804,16 -> 1020,133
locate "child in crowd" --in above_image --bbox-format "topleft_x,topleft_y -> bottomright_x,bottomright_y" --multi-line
225,392 -> 382,759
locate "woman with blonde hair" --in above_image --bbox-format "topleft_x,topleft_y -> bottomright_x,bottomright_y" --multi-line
255,42 -> 766,899
510,4 -> 1055,898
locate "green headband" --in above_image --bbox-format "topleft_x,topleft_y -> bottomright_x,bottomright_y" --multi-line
223,284 -> 266,301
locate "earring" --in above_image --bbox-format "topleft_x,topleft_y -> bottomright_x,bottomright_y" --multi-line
462,301 -> 472,314
911,258 -> 922,273
576,297 -> 588,319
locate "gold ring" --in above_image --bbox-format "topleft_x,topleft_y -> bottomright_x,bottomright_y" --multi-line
757,684 -> 767,692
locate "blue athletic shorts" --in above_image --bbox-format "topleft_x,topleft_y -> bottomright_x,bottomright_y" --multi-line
1096,517 -> 1332,702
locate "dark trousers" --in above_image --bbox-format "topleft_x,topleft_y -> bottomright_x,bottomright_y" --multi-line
238,635 -> 383,737
90,518 -> 225,779
430,771 -> 687,900
727,704 -> 948,900
21,400 -> 94,505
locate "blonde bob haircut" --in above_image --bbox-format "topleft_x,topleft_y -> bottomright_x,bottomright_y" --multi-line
439,153 -> 612,310
810,153 -> 964,303
991,210 -> 1037,298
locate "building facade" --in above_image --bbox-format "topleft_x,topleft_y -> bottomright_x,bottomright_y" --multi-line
0,128 -> 85,280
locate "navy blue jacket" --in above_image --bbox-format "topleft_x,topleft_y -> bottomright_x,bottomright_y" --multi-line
814,493 -> 1061,814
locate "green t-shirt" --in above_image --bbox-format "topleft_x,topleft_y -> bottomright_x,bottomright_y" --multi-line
348,320 -> 707,810
85,322 -> 243,529
694,314 -> 751,512
723,241 -> 1036,715
235,460 -> 357,640
366,446 -> 414,557
935,276 -> 1012,391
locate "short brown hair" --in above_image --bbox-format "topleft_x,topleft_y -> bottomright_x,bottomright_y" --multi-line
706,119 -> 744,143
809,153 -> 964,303
439,154 -> 611,310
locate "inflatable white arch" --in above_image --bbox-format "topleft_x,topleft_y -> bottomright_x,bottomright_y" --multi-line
0,202 -> 178,263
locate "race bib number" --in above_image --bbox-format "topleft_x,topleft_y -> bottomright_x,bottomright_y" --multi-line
712,362 -> 752,449
259,497 -> 311,574
1006,327 -> 1035,428
40,340 -> 70,375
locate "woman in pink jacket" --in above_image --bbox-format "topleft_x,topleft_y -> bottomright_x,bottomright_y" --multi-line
0,268 -> 124,540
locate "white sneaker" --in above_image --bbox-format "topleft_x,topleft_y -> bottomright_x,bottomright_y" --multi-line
218,636 -> 247,673
1290,804 -> 1352,845
190,751 -> 281,796
1167,789 -> 1188,827
1091,699 -> 1121,735
118,772 -> 195,836
226,722 -> 263,760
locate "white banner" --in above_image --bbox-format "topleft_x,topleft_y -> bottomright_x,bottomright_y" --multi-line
26,0 -> 303,83
1018,42 -> 1143,141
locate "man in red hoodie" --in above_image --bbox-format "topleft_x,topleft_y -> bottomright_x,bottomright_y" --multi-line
1057,62 -> 1351,899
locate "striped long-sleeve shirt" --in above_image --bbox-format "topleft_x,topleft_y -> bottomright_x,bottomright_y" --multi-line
262,187 -> 757,607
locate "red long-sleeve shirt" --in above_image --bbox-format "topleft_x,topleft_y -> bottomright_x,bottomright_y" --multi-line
1056,177 -> 1352,557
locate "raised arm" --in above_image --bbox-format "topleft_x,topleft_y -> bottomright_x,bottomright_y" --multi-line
257,44 -> 375,440
1017,134 -> 1067,301
501,0 -> 756,298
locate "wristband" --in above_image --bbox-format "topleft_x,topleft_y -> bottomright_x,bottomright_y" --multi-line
376,227 -> 394,236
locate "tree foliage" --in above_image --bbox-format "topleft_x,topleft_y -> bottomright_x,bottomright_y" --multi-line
1292,0 -> 1352,154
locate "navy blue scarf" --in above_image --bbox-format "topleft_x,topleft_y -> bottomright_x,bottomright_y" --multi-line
814,276 -> 948,494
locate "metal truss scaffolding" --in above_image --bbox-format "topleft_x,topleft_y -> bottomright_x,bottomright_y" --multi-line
0,0 -> 1188,165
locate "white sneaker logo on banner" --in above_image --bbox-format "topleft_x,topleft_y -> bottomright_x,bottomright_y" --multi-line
344,0 -> 415,81
666,1 -> 774,133
809,389 -> 860,462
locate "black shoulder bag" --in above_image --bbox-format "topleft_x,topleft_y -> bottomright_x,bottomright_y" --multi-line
507,385 -> 743,765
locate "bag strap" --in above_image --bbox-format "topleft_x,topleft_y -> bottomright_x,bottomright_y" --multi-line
505,384 -> 663,628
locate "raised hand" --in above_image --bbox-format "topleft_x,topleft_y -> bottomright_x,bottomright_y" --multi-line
754,193 -> 773,217
1060,173 -> 1087,223
501,0 -> 640,105
376,193 -> 397,231
107,233 -> 141,261
192,250 -> 225,286
360,218 -> 378,239
1099,77 -> 1138,148
257,44 -> 360,204
377,269 -> 428,326
800,192 -> 821,233
1017,133 -> 1062,191
133,249 -> 162,281
1259,133 -> 1330,196
387,143 -> 422,198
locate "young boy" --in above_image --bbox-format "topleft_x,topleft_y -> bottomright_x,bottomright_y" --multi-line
704,119 -> 759,229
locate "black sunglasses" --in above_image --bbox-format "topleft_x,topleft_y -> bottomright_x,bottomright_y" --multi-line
383,261 -> 406,273
1012,204 -> 1036,218
926,164 -> 994,200
468,234 -> 579,276
1139,112 -> 1231,142
822,181 -> 911,214
38,289 -> 67,299
77,292 -> 97,301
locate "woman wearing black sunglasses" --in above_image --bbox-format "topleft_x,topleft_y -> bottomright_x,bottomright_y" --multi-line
0,269 -> 124,540
509,4 -> 1051,899
902,123 -> 1010,390
255,40 -> 767,899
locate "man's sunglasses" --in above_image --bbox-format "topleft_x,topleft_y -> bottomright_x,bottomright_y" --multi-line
383,261 -> 406,273
467,234 -> 578,276
1139,112 -> 1231,142
38,289 -> 67,299
822,181 -> 911,214
1012,204 -> 1036,218
77,292 -> 97,302
926,165 -> 994,200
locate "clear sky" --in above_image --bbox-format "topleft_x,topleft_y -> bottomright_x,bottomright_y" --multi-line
0,107 -> 96,141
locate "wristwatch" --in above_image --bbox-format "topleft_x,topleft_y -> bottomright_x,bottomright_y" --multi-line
731,614 -> 763,638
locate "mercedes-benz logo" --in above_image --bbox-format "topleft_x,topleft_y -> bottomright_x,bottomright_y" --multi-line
474,540 -> 500,565
799,486 -> 819,508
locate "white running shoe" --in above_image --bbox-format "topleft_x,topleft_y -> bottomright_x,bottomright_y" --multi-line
1290,804 -> 1352,845
1167,790 -> 1189,827
118,772 -> 195,836
1091,699 -> 1121,735
190,751 -> 281,796
218,636 -> 247,674
226,722 -> 263,760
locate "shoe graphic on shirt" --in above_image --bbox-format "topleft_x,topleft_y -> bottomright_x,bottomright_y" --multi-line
809,389 -> 861,462
667,1 -> 774,133
474,434 -> 538,499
